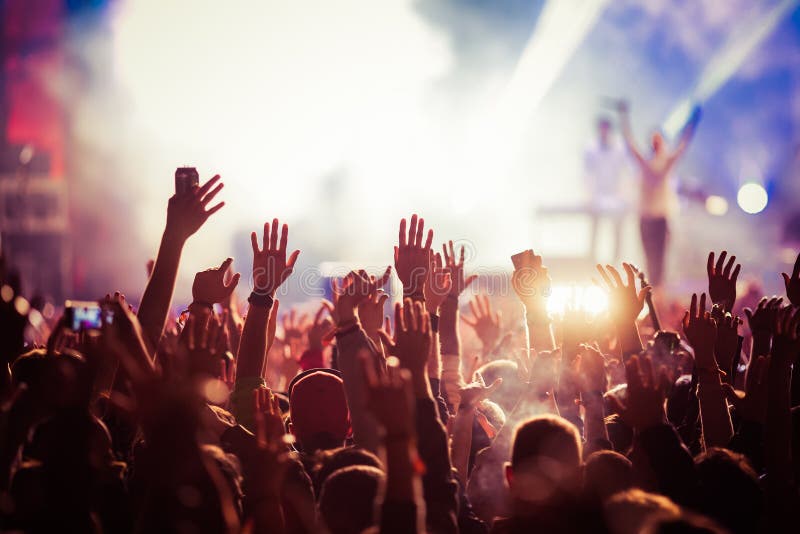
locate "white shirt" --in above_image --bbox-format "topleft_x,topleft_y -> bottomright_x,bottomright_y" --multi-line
583,139 -> 630,211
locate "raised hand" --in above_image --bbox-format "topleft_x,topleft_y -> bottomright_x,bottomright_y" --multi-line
608,355 -> 669,431
308,304 -> 334,351
713,307 -> 742,379
253,387 -> 287,445
394,214 -> 433,299
327,267 -> 391,326
462,294 -> 501,351
722,355 -> 768,424
358,287 -> 390,338
707,251 -> 741,311
165,174 -> 225,242
442,240 -> 477,298
250,388 -> 292,500
682,293 -> 718,370
458,376 -> 503,409
192,257 -> 241,305
363,356 -> 415,438
595,263 -> 649,326
379,299 -> 432,380
771,305 -> 800,365
250,218 -> 301,297
781,252 -> 800,307
744,296 -> 783,336
511,251 -> 552,318
280,308 -> 310,355
423,252 -> 452,313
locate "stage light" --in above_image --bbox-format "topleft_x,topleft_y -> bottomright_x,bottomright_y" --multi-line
546,284 -> 608,317
705,195 -> 728,216
663,0 -> 798,137
737,183 -> 768,214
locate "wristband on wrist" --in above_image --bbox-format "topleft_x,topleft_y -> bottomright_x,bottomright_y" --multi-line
430,313 -> 440,333
247,291 -> 274,308
335,321 -> 360,338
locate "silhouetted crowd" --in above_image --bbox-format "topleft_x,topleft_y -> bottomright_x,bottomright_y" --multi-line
1,174 -> 799,533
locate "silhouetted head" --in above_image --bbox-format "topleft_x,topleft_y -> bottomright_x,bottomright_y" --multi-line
505,415 -> 582,505
319,465 -> 384,534
642,511 -> 728,534
604,488 -> 680,534
313,446 -> 383,498
693,448 -> 762,534
583,450 -> 633,501
288,369 -> 351,452
651,131 -> 665,154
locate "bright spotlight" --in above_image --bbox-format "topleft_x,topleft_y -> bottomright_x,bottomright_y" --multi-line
737,183 -> 768,214
705,195 -> 729,216
546,284 -> 608,317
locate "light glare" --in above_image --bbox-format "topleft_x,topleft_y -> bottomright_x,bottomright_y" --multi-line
737,183 -> 768,214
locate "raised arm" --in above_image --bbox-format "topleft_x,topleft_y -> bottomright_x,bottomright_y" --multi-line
595,263 -> 649,360
682,293 -> 734,449
511,249 -> 555,353
137,174 -> 225,352
617,102 -> 647,169
439,240 -> 477,409
232,219 -> 299,428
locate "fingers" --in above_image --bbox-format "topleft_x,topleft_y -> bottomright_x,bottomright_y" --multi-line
723,255 -> 736,278
715,250 -> 727,275
201,182 -> 224,206
484,377 -> 503,397
699,293 -> 707,315
415,217 -> 424,248
707,252 -> 714,278
251,232 -> 260,254
204,202 -> 225,217
399,218 -> 407,247
377,329 -> 396,355
622,262 -> 635,288
279,223 -> 288,251
197,174 -> 221,197
606,265 -> 624,288
793,252 -> 800,279
378,266 -> 392,287
465,274 -> 478,289
225,273 -> 241,292
595,264 -> 613,289
730,263 -> 741,281
408,214 -> 418,246
262,221 -> 270,253
468,299 -> 479,319
219,257 -> 234,272
286,250 -> 301,270
270,218 -> 279,250
424,229 -> 433,250
395,302 -> 405,334
690,293 -> 697,321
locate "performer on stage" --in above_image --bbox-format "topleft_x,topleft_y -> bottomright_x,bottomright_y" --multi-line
617,102 -> 701,287
583,116 -> 630,262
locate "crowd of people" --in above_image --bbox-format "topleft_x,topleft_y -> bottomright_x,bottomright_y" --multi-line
1,172 -> 799,533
